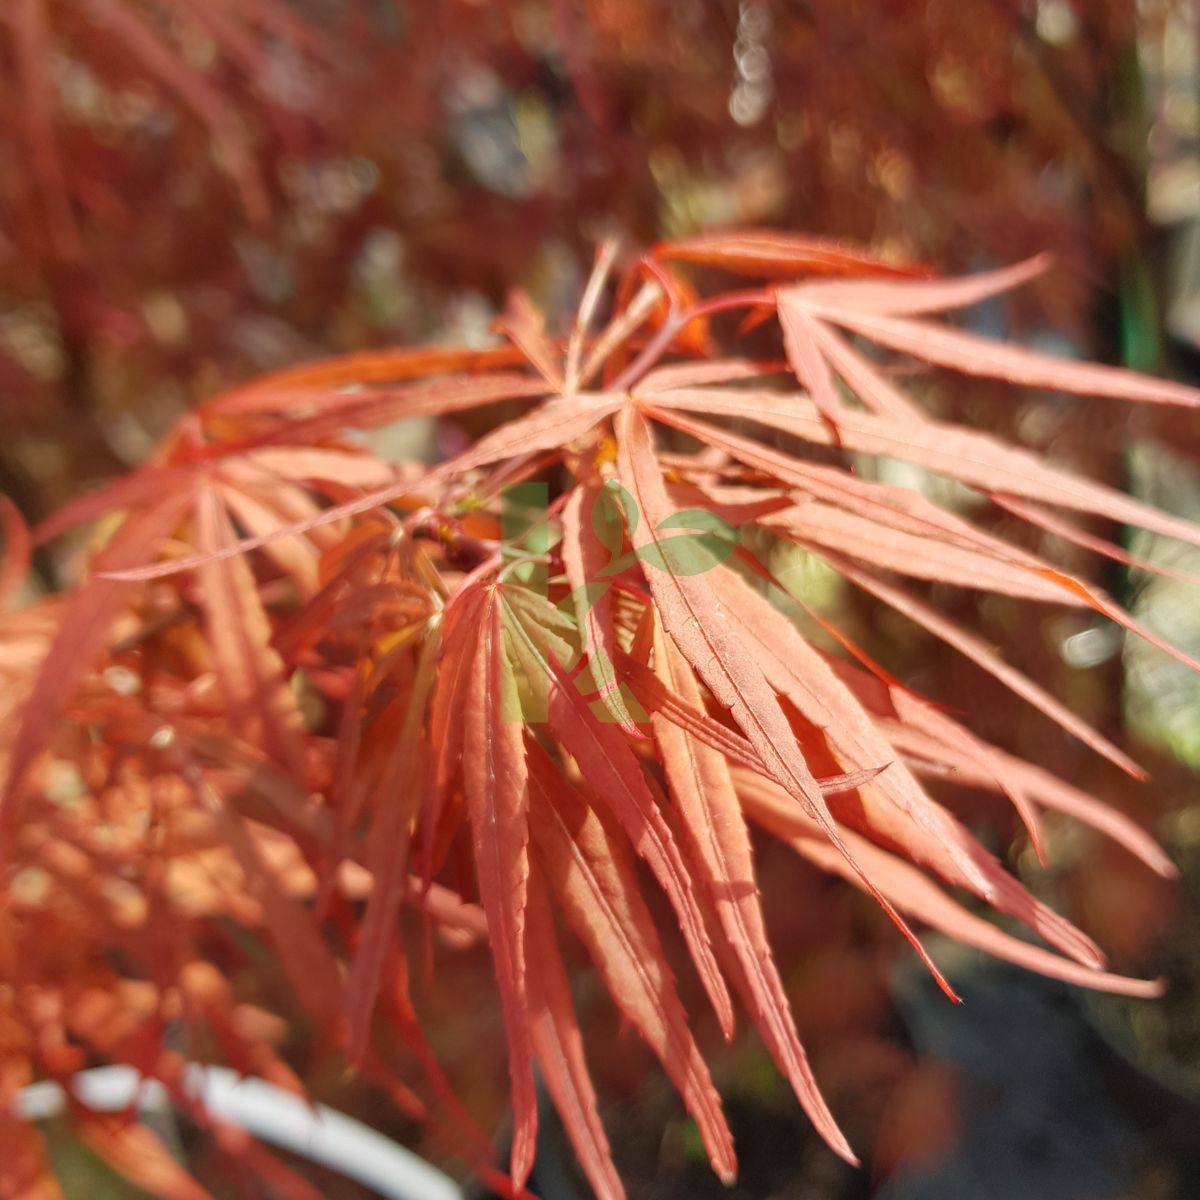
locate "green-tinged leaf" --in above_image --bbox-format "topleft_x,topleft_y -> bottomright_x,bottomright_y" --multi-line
562,484 -> 641,731
597,478 -> 638,548
638,508 -> 741,576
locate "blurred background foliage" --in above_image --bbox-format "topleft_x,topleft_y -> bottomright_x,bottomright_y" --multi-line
4,1 -> 1200,1197
3,0 -> 1195,529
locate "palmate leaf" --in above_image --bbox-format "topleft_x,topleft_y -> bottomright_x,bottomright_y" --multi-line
871,712 -> 1177,879
643,390 -> 1200,547
617,406 -> 960,1007
811,301 -> 1200,408
831,556 -> 1145,779
525,740 -> 737,1184
649,619 -> 853,1161
5,232 -> 1200,1197
507,597 -> 735,1041
707,566 -> 1114,968
735,769 -> 1164,1001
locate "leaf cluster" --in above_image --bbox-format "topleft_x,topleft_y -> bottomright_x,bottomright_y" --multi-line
1,230 -> 1195,1198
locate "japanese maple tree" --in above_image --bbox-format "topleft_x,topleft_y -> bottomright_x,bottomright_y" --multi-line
1,231 -> 1196,1199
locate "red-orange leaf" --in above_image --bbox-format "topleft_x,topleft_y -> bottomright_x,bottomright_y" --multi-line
784,254 -> 1050,318
738,770 -> 1161,999
708,567 -> 1110,968
461,588 -> 537,1190
524,869 -> 625,1200
0,1116 -> 63,1200
615,406 -> 957,1005
525,742 -> 737,1183
2,494 -> 192,834
831,556 -> 1144,780
644,393 -> 1200,549
880,715 -> 1177,879
712,564 -> 994,890
651,621 -> 854,1161
654,230 -> 928,280
103,392 -> 624,584
195,772 -> 344,1026
204,344 -> 528,414
344,633 -> 438,1060
777,302 -> 849,428
818,305 -> 1200,408
422,584 -> 490,888
530,636 -> 734,1040
497,290 -> 565,391
193,486 -> 307,774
